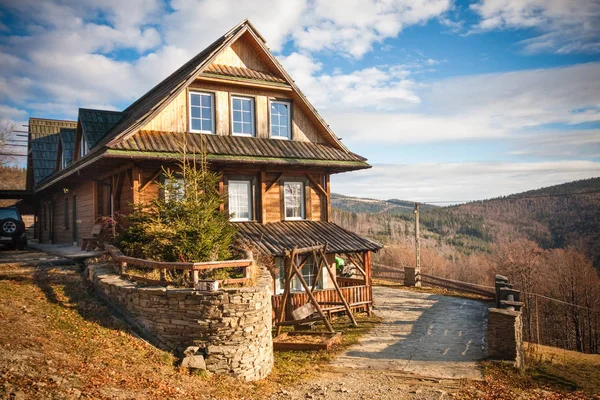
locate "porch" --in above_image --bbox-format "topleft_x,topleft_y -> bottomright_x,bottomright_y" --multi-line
272,277 -> 372,321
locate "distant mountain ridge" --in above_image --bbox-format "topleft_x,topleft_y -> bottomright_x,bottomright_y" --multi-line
332,177 -> 600,270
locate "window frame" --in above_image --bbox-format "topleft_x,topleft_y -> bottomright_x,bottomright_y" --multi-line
269,99 -> 292,140
230,95 -> 255,137
79,134 -> 88,158
283,180 -> 305,221
228,179 -> 253,222
189,90 -> 216,134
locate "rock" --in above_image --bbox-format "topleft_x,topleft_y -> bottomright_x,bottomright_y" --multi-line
184,346 -> 200,356
181,355 -> 206,370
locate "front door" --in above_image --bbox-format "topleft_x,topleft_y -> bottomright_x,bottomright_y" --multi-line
72,195 -> 78,244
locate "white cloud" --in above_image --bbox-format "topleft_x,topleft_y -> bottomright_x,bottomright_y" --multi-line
293,0 -> 452,57
316,62 -> 600,145
470,0 -> 600,54
333,161 -> 600,202
0,105 -> 28,121
278,52 -> 421,110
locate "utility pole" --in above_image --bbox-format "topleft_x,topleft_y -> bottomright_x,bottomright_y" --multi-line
414,202 -> 421,287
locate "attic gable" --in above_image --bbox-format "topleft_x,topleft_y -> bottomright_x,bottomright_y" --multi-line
104,20 -> 349,153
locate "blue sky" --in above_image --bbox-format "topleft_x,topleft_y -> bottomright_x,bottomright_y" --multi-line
0,0 -> 599,202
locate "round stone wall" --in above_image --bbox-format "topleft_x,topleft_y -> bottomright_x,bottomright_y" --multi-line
86,264 -> 273,381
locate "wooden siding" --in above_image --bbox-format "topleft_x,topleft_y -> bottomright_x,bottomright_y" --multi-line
140,80 -> 326,144
141,89 -> 187,133
212,35 -> 276,74
40,180 -> 95,245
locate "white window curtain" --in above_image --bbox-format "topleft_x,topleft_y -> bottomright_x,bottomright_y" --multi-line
228,180 -> 252,221
284,181 -> 304,220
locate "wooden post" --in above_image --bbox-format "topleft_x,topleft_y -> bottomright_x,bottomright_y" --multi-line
192,270 -> 199,287
290,256 -> 334,333
318,247 -> 358,327
276,248 -> 297,336
120,261 -> 127,275
325,174 -> 331,222
414,203 -> 421,287
160,268 -> 167,283
219,176 -> 225,212
260,171 -> 267,223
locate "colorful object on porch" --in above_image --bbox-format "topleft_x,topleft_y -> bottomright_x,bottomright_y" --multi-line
335,256 -> 345,273
272,331 -> 342,351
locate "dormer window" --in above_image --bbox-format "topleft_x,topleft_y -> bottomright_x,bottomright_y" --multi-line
79,135 -> 88,158
189,91 -> 214,134
62,152 -> 69,169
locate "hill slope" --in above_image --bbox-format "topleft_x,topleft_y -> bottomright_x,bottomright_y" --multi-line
332,177 -> 600,269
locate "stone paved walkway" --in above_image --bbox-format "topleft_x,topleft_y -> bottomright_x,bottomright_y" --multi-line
331,286 -> 488,380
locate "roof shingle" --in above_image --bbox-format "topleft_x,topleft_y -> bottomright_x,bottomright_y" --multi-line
110,131 -> 366,163
29,118 -> 77,184
78,109 -> 124,148
236,221 -> 382,256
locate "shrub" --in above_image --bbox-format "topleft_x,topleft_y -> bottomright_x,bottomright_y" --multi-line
116,138 -> 237,263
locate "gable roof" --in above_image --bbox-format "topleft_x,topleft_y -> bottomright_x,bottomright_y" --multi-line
29,118 -> 77,184
79,108 -> 124,148
97,19 -> 349,153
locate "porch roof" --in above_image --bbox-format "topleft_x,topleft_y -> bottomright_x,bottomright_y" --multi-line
235,221 -> 382,257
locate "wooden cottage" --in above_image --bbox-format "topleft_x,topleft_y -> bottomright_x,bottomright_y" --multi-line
27,20 -> 382,319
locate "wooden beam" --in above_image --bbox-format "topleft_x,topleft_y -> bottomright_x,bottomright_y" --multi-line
219,175 -> 225,212
97,162 -> 134,181
266,172 -> 283,193
289,253 -> 334,333
317,244 -> 358,327
276,247 -> 297,336
139,169 -> 161,193
260,171 -> 267,223
306,174 -> 328,198
325,174 -> 331,222
131,165 -> 140,205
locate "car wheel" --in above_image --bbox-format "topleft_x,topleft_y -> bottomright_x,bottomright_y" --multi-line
0,218 -> 20,236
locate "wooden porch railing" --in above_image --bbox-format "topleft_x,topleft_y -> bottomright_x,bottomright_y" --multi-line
272,283 -> 371,321
104,245 -> 253,287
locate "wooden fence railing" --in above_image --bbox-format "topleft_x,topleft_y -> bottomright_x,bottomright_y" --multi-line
104,245 -> 253,287
372,263 -> 495,298
273,284 -> 371,321
337,277 -> 366,287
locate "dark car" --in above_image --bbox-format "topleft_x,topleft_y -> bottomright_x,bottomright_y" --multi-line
0,207 -> 27,250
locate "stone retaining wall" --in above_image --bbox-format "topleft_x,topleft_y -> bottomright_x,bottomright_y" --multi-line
86,264 -> 274,381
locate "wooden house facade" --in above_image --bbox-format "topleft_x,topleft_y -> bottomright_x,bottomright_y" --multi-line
27,20 -> 381,319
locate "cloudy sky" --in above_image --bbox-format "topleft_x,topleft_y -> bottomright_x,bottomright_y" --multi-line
1,0 -> 599,202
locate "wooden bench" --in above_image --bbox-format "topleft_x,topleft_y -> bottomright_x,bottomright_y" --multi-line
291,303 -> 319,331
81,224 -> 102,251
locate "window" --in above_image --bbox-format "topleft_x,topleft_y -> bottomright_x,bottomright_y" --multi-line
64,198 -> 69,229
79,135 -> 88,158
231,96 -> 254,136
62,152 -> 69,169
163,175 -> 185,202
189,91 -> 214,133
274,256 -> 323,293
270,100 -> 290,139
228,180 -> 252,221
284,181 -> 304,220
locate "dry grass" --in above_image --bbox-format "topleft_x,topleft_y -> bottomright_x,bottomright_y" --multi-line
0,260 -> 380,399
457,343 -> 600,399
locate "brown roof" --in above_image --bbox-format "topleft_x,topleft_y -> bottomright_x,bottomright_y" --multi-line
110,131 -> 367,163
236,221 -> 382,256
203,64 -> 287,84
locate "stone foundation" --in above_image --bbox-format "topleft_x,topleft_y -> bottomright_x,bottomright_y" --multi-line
86,264 -> 274,381
487,308 -> 523,368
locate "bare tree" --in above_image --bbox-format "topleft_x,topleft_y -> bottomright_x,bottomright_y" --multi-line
0,119 -> 17,166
